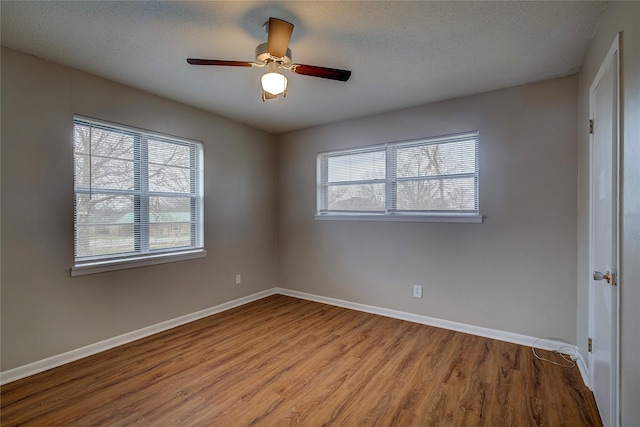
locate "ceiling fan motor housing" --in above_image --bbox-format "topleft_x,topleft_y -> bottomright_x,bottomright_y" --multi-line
255,42 -> 292,64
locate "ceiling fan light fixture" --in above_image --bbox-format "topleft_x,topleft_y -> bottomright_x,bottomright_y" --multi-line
261,62 -> 288,95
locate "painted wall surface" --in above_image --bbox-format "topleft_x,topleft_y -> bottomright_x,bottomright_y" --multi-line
576,2 -> 640,425
277,76 -> 578,341
1,47 -> 277,371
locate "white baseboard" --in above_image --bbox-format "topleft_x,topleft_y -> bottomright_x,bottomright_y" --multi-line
0,289 -> 276,385
1,287 -> 590,389
576,353 -> 590,389
275,287 -> 591,387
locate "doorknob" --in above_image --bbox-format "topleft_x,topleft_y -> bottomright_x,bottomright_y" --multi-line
593,270 -> 611,283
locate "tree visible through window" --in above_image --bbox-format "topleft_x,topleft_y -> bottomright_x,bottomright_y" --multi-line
73,118 -> 204,265
317,132 -> 478,217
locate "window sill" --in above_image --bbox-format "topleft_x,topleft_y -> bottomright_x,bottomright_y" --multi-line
71,249 -> 207,276
314,213 -> 483,223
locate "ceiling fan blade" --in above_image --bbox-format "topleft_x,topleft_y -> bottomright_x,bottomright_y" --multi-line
290,64 -> 352,82
267,18 -> 294,58
187,59 -> 254,67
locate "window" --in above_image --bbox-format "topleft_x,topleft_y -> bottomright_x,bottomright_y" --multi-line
317,132 -> 481,222
72,117 -> 205,275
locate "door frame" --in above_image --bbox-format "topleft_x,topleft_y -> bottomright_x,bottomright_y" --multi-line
588,32 -> 621,426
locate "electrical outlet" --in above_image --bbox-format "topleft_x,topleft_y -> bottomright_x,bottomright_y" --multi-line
413,285 -> 423,299
235,274 -> 241,285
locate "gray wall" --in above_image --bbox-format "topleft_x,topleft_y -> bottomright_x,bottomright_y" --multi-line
277,76 -> 579,341
576,2 -> 640,425
1,47 -> 278,371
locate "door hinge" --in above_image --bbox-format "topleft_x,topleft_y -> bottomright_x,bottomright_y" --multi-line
589,119 -> 594,134
588,337 -> 593,352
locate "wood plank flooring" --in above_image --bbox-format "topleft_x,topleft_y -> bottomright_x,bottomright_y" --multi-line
1,295 -> 602,426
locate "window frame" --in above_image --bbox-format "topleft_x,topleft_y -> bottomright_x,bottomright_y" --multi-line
71,117 -> 206,276
316,132 -> 482,223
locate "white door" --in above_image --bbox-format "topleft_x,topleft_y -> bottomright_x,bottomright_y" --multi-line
588,34 -> 620,427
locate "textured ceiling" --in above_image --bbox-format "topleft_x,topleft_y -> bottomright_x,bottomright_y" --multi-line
1,1 -> 604,134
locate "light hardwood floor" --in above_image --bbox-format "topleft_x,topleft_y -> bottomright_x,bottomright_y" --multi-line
1,294 -> 602,426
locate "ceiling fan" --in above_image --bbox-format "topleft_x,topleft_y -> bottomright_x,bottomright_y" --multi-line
187,18 -> 352,101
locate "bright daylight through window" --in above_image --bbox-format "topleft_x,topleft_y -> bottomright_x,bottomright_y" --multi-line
317,132 -> 480,222
72,118 -> 204,275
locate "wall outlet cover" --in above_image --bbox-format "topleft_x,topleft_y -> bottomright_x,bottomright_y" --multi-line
413,285 -> 423,299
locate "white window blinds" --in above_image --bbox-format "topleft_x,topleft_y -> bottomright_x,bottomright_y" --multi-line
73,118 -> 204,265
323,147 -> 386,212
318,132 -> 479,217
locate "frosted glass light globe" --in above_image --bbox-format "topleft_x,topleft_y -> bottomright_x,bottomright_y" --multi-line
261,72 -> 287,95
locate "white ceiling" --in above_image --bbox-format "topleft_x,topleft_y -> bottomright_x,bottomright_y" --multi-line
1,1 -> 604,134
